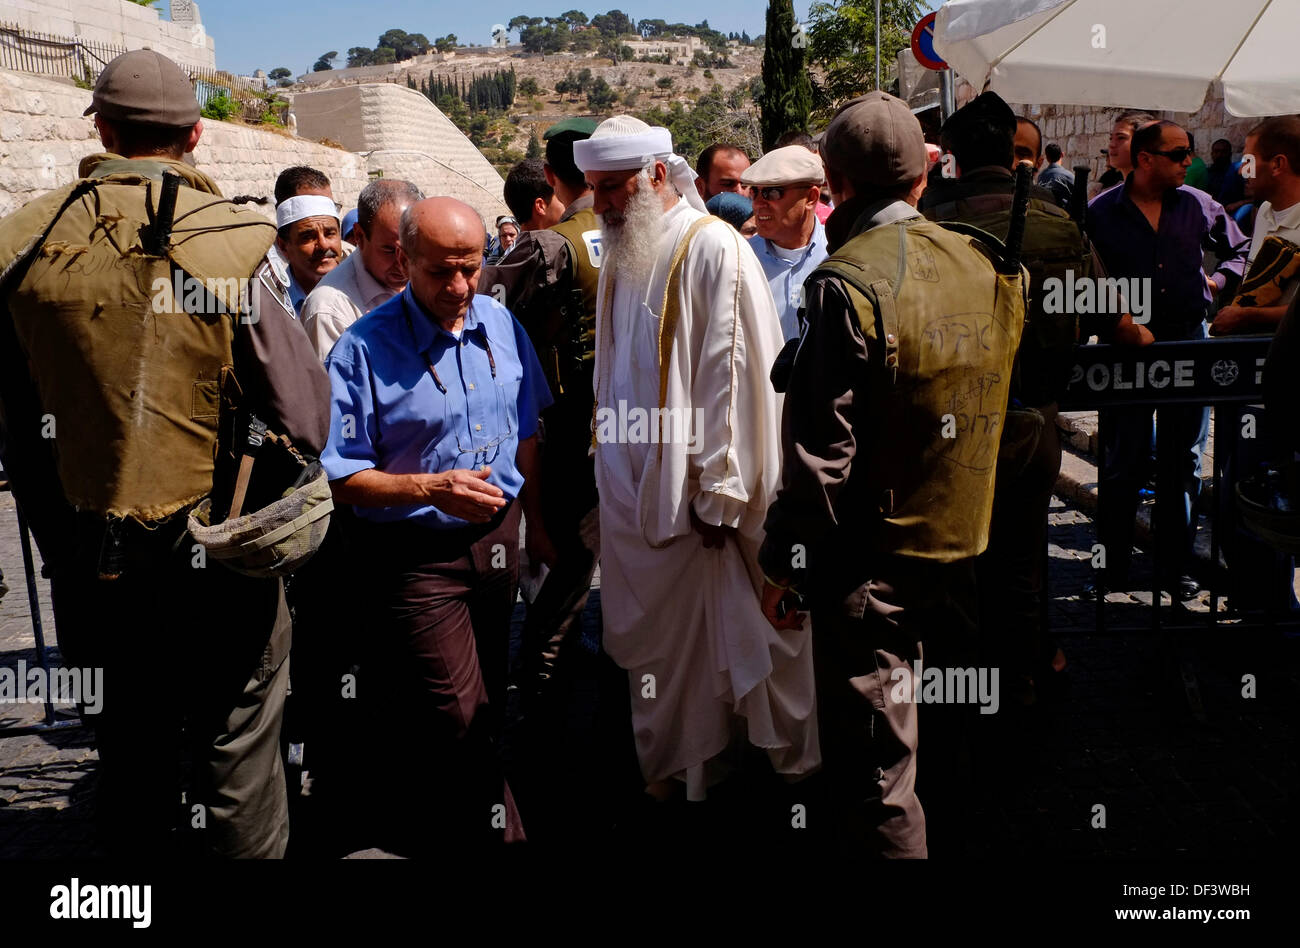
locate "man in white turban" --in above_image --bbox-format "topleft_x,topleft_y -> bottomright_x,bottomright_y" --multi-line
574,117 -> 820,803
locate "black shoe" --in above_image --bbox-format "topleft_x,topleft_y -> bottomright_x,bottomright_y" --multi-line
1173,575 -> 1201,601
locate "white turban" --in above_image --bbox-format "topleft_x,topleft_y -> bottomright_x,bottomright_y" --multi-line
275,194 -> 339,230
573,116 -> 708,213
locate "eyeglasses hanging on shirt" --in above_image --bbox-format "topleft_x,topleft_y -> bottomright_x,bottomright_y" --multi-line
408,312 -> 513,471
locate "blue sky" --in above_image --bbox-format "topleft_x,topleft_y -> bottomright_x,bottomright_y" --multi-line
171,1 -> 930,78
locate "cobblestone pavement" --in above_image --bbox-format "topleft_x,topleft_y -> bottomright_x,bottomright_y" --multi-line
1,486 -> 1295,859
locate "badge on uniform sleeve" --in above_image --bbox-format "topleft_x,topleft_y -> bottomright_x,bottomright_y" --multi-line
582,230 -> 603,269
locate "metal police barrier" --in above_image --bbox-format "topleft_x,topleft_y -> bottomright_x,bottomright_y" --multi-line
0,482 -> 82,736
1058,336 -> 1284,718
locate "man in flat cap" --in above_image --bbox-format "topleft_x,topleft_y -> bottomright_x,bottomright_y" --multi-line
742,144 -> 830,342
0,50 -> 329,857
573,116 -> 820,807
760,92 -> 1027,858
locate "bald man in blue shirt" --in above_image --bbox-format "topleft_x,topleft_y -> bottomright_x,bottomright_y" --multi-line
322,197 -> 553,850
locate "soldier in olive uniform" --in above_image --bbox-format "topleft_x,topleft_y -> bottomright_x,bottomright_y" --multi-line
479,118 -> 603,691
923,94 -> 1156,709
0,51 -> 329,858
759,93 -> 1026,858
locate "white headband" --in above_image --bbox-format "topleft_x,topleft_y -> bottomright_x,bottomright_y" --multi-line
276,194 -> 339,230
573,129 -> 707,213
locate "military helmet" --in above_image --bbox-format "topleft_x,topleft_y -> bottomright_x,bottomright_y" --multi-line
187,461 -> 333,578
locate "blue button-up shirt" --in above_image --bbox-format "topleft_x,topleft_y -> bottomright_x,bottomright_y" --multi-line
322,288 -> 553,528
287,269 -> 309,317
748,217 -> 829,341
1087,178 -> 1247,339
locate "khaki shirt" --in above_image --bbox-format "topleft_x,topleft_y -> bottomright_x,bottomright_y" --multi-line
300,250 -> 397,360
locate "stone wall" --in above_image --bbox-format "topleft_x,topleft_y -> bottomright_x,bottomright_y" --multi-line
292,83 -> 509,222
0,69 -> 367,219
1006,88 -> 1258,196
294,52 -> 453,88
0,0 -> 216,70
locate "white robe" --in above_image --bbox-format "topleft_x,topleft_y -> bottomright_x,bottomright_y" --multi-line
594,197 -> 820,798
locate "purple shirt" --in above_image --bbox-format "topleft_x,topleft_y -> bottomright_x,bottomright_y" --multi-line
1087,178 -> 1248,339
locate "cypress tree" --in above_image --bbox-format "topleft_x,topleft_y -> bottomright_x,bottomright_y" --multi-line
760,0 -> 813,151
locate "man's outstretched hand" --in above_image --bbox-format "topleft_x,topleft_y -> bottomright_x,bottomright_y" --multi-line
422,466 -> 506,523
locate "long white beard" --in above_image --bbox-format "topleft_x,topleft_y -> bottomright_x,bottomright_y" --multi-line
601,171 -> 666,287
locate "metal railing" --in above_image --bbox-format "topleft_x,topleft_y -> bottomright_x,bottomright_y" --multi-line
0,22 -> 265,110
1058,335 -> 1295,719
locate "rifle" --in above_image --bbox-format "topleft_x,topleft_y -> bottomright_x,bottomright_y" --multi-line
1001,162 -> 1034,275
1069,164 -> 1091,234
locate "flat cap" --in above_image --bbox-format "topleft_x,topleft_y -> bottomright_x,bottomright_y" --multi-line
544,117 -> 598,140
84,50 -> 201,127
740,145 -> 825,187
822,91 -> 926,191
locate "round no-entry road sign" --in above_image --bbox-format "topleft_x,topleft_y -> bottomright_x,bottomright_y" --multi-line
911,12 -> 947,71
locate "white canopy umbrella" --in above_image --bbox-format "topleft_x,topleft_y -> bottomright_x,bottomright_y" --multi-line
933,0 -> 1300,117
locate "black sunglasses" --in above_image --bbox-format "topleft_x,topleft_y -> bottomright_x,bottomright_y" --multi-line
749,184 -> 818,201
1149,147 -> 1193,163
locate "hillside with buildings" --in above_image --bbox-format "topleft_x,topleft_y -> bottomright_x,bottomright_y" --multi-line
288,36 -> 767,173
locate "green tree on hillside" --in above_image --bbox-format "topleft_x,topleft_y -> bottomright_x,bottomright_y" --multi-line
759,0 -> 813,150
587,77 -> 618,110
312,51 -> 337,72
377,29 -> 431,61
591,10 -> 635,36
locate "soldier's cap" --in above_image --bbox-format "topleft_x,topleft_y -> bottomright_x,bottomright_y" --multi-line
740,145 -> 825,188
822,91 -> 926,190
544,117 -> 597,141
84,50 -> 201,127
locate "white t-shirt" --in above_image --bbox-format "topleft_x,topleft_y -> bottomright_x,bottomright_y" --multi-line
1247,199 -> 1300,307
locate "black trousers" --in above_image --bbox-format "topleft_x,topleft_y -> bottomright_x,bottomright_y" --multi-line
976,404 -> 1063,681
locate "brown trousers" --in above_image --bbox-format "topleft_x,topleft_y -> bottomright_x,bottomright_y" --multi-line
354,502 -> 524,850
810,556 -> 980,859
